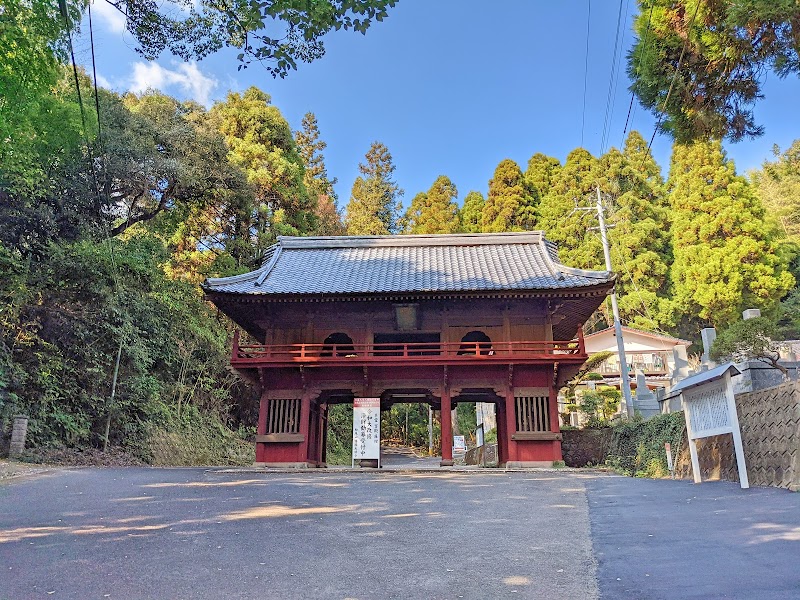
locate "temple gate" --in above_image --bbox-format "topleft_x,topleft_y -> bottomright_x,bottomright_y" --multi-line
203,232 -> 614,467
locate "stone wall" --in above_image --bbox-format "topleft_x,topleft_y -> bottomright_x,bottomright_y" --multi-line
561,428 -> 613,467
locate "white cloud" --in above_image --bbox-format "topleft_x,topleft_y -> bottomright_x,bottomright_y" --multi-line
92,0 -> 127,34
128,61 -> 219,106
94,71 -> 113,90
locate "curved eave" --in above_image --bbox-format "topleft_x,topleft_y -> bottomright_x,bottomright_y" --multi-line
203,279 -> 615,304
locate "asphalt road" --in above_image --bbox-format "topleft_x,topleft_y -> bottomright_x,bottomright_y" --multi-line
1,468 -> 798,600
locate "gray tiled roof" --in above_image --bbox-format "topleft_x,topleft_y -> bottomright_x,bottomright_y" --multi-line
202,232 -> 614,297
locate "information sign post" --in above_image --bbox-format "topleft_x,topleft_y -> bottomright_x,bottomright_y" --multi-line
353,398 -> 381,468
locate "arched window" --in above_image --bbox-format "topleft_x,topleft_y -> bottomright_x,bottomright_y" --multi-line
321,332 -> 355,357
458,331 -> 493,355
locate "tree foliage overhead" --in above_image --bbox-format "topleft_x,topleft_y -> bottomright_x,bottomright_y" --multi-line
667,139 -> 794,331
73,0 -> 396,76
345,141 -> 403,235
403,175 -> 461,234
628,0 -> 800,142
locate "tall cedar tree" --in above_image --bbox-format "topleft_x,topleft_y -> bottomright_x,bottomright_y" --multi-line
667,139 -> 794,332
524,153 -> 561,225
295,112 -> 345,235
537,148 -> 600,268
210,87 -> 315,265
459,191 -> 485,233
628,0 -> 800,141
482,159 -> 534,232
751,140 -> 800,281
404,175 -> 461,234
595,131 -> 672,329
345,142 -> 403,235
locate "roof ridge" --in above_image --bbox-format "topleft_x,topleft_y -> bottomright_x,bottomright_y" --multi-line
277,231 -> 544,249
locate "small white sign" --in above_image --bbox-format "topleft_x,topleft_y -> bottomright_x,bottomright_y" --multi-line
453,435 -> 466,454
353,398 -> 381,465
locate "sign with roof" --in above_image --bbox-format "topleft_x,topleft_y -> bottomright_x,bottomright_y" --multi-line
669,363 -> 749,489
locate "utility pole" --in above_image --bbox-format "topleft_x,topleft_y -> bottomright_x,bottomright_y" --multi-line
595,186 -> 635,418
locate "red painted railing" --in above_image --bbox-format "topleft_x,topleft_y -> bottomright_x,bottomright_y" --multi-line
231,332 -> 585,367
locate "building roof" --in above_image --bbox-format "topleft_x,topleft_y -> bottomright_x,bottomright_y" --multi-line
202,232 -> 614,297
584,326 -> 692,346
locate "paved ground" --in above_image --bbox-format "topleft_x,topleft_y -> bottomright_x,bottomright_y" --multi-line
1,468 -> 798,600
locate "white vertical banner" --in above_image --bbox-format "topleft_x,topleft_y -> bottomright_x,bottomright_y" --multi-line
353,398 -> 381,466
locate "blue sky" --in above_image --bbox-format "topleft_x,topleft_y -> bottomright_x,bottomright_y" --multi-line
80,0 -> 800,209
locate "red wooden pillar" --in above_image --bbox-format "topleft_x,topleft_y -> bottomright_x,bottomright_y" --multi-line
440,389 -> 453,466
256,389 -> 269,464
549,384 -> 563,462
496,400 -> 507,466
320,403 -> 329,465
298,391 -> 313,467
504,386 -> 519,465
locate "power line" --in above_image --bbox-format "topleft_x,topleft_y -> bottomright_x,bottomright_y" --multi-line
647,0 -> 701,151
622,2 -> 654,145
600,0 -> 627,154
581,0 -> 592,148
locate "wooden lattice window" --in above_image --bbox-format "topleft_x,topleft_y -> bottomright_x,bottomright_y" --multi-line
515,396 -> 550,432
267,399 -> 301,434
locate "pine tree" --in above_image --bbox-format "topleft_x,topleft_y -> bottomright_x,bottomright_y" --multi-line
295,112 -> 344,236
667,139 -> 794,331
482,159 -> 533,232
404,175 -> 460,234
345,141 -> 403,235
597,131 -> 672,330
537,148 -> 600,268
459,191 -> 485,233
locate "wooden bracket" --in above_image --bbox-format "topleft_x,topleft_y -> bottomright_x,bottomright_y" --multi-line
443,364 -> 449,389
508,363 -> 514,389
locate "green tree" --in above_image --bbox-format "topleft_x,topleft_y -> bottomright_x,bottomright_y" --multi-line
598,131 -> 672,329
295,112 -> 344,235
524,153 -> 561,227
711,316 -> 789,376
537,148 -> 600,268
628,0 -> 800,141
482,159 -> 535,232
459,191 -> 485,233
404,175 -> 461,234
751,140 -> 800,281
345,141 -> 403,235
210,87 -> 315,264
667,139 -> 794,332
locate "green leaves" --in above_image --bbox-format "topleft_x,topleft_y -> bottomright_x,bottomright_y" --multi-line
628,0 -> 799,141
667,139 -> 794,332
114,0 -> 396,77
